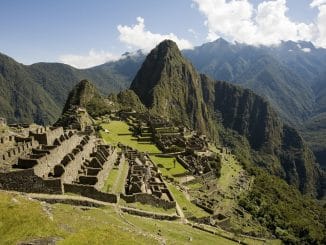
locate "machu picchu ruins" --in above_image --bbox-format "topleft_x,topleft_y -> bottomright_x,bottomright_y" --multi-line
0,106 -> 246,221
1,31 -> 325,244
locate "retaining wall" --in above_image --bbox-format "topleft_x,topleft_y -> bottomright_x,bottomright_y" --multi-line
64,183 -> 117,203
0,169 -> 62,194
121,193 -> 176,209
120,207 -> 179,221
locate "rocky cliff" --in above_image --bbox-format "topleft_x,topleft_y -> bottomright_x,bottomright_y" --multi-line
131,40 -> 210,133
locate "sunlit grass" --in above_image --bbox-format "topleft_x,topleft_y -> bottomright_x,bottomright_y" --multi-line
102,168 -> 119,193
99,121 -> 187,178
167,183 -> 209,218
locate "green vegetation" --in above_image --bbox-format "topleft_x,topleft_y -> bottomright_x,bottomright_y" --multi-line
99,120 -> 206,218
0,191 -> 240,244
99,121 -> 187,178
185,182 -> 202,190
151,155 -> 187,176
0,192 -> 63,244
0,51 -> 141,124
216,153 -> 242,193
239,169 -> 326,244
124,214 -> 238,245
102,168 -> 119,193
130,39 -> 321,198
167,183 -> 209,218
115,160 -> 129,193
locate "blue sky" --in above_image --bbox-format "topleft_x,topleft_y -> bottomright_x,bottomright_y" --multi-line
0,0 -> 324,68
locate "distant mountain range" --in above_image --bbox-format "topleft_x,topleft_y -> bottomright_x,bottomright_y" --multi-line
0,39 -> 325,166
0,51 -> 143,124
183,39 -> 326,167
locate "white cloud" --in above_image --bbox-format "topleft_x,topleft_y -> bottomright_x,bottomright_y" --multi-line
59,49 -> 120,69
310,0 -> 326,7
311,1 -> 326,47
192,0 -> 320,46
193,0 -> 256,42
117,17 -> 193,52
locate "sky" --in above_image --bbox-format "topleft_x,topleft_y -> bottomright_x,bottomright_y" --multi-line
0,0 -> 325,68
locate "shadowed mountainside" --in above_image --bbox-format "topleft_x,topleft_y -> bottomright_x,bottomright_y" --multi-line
0,52 -> 143,124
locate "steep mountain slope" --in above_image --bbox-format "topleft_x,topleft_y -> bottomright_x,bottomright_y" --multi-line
131,40 -> 323,197
183,39 -> 318,125
183,39 -> 326,168
0,53 -> 61,124
130,40 -> 210,134
0,52 -> 142,124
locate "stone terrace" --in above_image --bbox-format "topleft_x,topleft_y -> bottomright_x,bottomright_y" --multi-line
0,125 -> 118,203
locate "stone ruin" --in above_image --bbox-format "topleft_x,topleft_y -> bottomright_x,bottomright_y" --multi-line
120,146 -> 176,209
54,106 -> 93,131
117,112 -> 220,180
0,124 -> 118,203
177,151 -> 221,177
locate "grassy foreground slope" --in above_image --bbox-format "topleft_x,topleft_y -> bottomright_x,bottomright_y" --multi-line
0,191 -> 238,245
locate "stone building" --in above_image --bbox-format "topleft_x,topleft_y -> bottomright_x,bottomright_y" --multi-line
0,125 -> 118,203
121,147 -> 176,209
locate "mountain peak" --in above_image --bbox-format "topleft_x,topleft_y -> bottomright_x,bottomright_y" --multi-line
157,39 -> 179,50
130,40 -> 193,108
130,39 -> 207,131
151,39 -> 182,59
213,37 -> 229,45
62,79 -> 99,113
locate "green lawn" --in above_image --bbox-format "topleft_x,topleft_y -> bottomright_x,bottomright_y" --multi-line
216,154 -> 242,193
0,191 -> 242,245
167,183 -> 209,218
99,121 -> 160,153
151,155 -> 187,176
124,214 -> 238,245
99,121 -> 186,178
185,182 -> 203,190
102,168 -> 119,193
115,160 -> 129,194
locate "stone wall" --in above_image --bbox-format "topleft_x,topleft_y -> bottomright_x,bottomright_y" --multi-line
120,207 -> 179,221
29,127 -> 64,145
32,197 -> 104,208
0,140 -> 39,165
0,169 -> 62,194
64,183 -> 117,203
61,137 -> 95,184
0,135 -> 14,145
32,134 -> 81,177
121,193 -> 176,209
94,149 -> 118,190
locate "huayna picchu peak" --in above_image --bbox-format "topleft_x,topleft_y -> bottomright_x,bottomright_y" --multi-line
0,40 -> 325,244
130,40 -> 210,134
